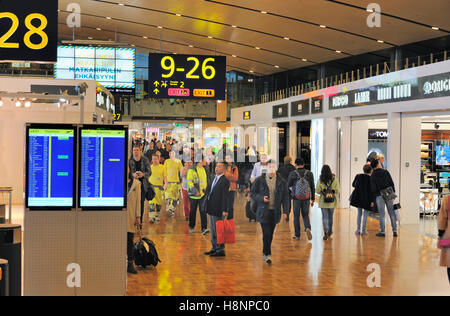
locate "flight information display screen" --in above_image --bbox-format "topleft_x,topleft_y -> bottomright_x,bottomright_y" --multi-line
79,127 -> 127,209
26,126 -> 75,209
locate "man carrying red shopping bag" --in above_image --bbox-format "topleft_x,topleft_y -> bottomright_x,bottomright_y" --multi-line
204,162 -> 231,257
216,219 -> 236,245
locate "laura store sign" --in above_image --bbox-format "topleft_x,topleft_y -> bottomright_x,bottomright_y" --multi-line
330,72 -> 450,109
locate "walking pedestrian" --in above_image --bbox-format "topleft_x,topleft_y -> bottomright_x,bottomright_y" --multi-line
350,165 -> 375,236
251,161 -> 290,264
316,165 -> 340,241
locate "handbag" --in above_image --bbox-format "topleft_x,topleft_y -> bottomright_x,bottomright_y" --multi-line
380,186 -> 397,202
440,239 -> 450,248
216,220 -> 225,244
224,219 -> 236,244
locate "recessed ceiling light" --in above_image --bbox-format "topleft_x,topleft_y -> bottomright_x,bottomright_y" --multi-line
157,26 -> 163,29
176,14 -> 182,17
231,25 -> 237,28
249,70 -> 254,73
255,47 -> 260,50
96,28 -> 102,31
320,25 -> 327,28
377,40 -> 384,43
336,50 -> 342,53
208,36 -> 213,39
130,44 -> 135,47
283,37 -> 290,40
274,65 -> 280,68
118,3 -> 125,6
16,101 -> 22,107
106,16 -> 112,20
432,26 -> 440,30
143,36 -> 148,39
188,45 -> 194,48
25,101 -> 31,108
261,11 -> 267,14
88,37 -> 93,40
0,100 -> 3,107
302,58 -> 307,62
232,55 -> 237,58
367,8 -> 374,13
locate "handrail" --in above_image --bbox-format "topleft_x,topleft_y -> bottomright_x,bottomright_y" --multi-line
258,50 -> 449,104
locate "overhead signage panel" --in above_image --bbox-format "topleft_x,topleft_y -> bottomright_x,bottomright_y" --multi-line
243,111 -> 251,120
291,99 -> 310,116
273,104 -> 289,119
148,53 -> 226,100
329,72 -> 450,110
312,96 -> 324,114
0,0 -> 58,62
54,46 -> 136,94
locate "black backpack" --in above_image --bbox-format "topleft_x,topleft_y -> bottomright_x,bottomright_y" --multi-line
133,238 -> 161,268
322,179 -> 336,203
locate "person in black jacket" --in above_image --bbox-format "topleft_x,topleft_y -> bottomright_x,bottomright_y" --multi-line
204,162 -> 230,257
370,159 -> 398,237
278,156 -> 296,221
287,158 -> 315,241
129,145 -> 152,225
351,164 -> 375,236
251,161 -> 290,264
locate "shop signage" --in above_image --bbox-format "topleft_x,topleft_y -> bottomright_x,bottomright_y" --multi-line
329,72 -> 450,110
0,0 -> 58,62
368,129 -> 388,140
291,99 -> 310,116
273,104 -> 288,119
311,96 -> 324,113
243,111 -> 251,120
148,53 -> 226,100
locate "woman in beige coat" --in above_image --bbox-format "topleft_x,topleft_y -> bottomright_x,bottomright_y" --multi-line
438,196 -> 450,283
127,178 -> 142,274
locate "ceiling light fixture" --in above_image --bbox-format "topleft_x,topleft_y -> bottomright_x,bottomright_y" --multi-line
274,65 -> 280,68
231,25 -> 237,28
336,50 -> 342,53
320,25 -> 327,28
377,40 -> 384,43
0,100 -> 3,107
232,55 -> 237,58
157,26 -> 163,29
432,26 -> 440,30
188,45 -> 194,48
25,101 -> 31,108
302,58 -> 307,62
16,101 -> 22,107
106,16 -> 112,20
255,47 -> 260,50
176,14 -> 182,17
208,36 -> 213,39
284,37 -> 290,40
261,11 -> 267,14
96,28 -> 102,31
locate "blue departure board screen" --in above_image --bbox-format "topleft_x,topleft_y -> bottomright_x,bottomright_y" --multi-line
79,127 -> 127,209
26,126 -> 75,208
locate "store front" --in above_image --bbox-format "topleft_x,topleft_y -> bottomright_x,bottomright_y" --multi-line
231,59 -> 450,226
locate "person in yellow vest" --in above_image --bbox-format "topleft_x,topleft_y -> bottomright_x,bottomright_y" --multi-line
149,154 -> 168,224
164,150 -> 184,217
187,158 -> 209,235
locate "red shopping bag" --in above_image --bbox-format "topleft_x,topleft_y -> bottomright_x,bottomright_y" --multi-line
224,219 -> 236,244
216,220 -> 225,244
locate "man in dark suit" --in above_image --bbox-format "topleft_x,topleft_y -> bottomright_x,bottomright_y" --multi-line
204,162 -> 230,257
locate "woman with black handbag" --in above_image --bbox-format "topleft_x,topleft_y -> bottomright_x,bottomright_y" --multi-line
370,159 -> 398,238
316,165 -> 340,241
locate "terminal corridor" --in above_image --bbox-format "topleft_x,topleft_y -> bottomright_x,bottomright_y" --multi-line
126,193 -> 449,296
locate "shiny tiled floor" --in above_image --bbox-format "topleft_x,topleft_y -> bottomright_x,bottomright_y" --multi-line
127,193 -> 450,296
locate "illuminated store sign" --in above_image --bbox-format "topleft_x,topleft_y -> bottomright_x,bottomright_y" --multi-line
148,53 -> 226,100
54,46 -> 136,94
291,99 -> 310,116
312,96 -> 324,114
329,72 -> 450,110
273,104 -> 288,119
243,111 -> 251,120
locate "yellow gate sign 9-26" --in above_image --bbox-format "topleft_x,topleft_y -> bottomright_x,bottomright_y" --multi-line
149,53 -> 226,100
0,0 -> 57,62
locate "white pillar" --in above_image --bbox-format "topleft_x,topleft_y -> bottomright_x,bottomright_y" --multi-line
324,117 -> 339,176
388,113 -> 401,200
289,120 -> 297,158
340,117 -> 351,209
400,116 -> 421,225
351,120 -> 369,187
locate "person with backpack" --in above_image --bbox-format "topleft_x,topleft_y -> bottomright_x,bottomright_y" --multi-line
187,158 -> 209,235
350,164 -> 376,236
370,159 -> 398,237
251,160 -> 290,264
287,158 -> 315,241
316,165 -> 340,241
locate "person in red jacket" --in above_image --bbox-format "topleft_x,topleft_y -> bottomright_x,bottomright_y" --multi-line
225,154 -> 239,220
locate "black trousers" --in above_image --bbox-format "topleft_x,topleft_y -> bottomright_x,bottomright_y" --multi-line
448,268 -> 450,283
189,197 -> 207,230
228,191 -> 236,220
260,221 -> 277,256
127,232 -> 134,262
139,182 -> 146,221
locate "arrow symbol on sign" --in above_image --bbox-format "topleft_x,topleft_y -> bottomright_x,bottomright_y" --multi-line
153,88 -> 159,95
154,81 -> 160,87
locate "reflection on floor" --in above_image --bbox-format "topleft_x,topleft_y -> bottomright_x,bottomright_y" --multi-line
127,193 -> 450,296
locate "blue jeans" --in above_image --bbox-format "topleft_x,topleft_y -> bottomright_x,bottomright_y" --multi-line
321,208 -> 335,234
293,199 -> 311,237
376,196 -> 397,234
209,215 -> 225,252
357,208 -> 368,233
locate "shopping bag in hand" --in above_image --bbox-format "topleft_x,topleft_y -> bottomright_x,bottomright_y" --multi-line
224,219 -> 236,244
216,220 -> 225,244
